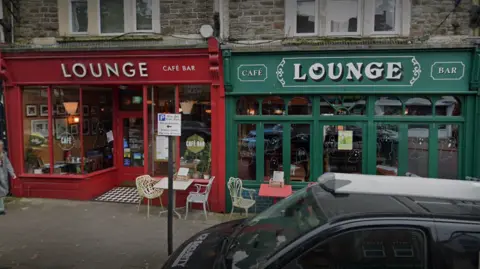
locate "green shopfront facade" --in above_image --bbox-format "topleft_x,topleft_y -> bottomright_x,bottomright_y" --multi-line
223,48 -> 479,210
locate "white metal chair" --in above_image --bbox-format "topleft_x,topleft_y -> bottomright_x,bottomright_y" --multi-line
405,172 -> 420,177
227,177 -> 257,220
466,176 -> 480,182
135,175 -> 164,218
185,176 -> 215,220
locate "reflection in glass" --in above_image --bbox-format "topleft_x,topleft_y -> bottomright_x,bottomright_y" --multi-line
71,0 -> 88,32
264,124 -> 283,181
323,125 -> 362,173
435,96 -> 461,116
296,0 -> 316,34
288,97 -> 311,115
290,124 -> 310,181
405,97 -> 432,116
123,118 -> 144,167
23,87 -> 51,174
238,124 -> 256,180
100,0 -> 125,33
407,124 -> 429,177
374,0 -> 396,31
236,96 -> 259,115
136,0 -> 153,31
327,0 -> 359,33
262,96 -> 285,115
375,96 -> 402,115
376,124 -> 399,176
438,124 -> 458,179
320,96 -> 366,115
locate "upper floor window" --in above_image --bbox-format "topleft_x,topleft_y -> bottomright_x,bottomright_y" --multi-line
67,0 -> 160,35
286,0 -> 409,37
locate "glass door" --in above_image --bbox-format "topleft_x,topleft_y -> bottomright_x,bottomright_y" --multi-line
321,123 -> 366,174
118,113 -> 144,182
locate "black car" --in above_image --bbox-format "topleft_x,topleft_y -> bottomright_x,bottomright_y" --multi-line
162,174 -> 480,269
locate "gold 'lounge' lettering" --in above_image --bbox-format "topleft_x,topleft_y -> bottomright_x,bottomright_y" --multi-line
61,62 -> 149,78
293,62 -> 403,82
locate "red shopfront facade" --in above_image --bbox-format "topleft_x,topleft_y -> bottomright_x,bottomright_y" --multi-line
0,38 -> 226,213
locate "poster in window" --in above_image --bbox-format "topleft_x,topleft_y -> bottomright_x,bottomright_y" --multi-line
338,130 -> 353,150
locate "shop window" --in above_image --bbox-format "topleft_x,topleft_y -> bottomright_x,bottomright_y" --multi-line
320,96 -> 366,115
407,124 -> 429,177
82,87 -> 114,173
376,124 -> 399,176
405,97 -> 432,116
179,85 -> 211,179
323,124 -> 363,173
438,124 -> 459,179
290,124 -> 310,181
436,96 -> 461,116
288,97 -> 312,115
51,87 -> 81,175
264,124 -> 284,180
236,97 -> 259,115
262,96 -> 285,115
22,87 -> 51,174
375,96 -> 402,116
238,124 -> 256,181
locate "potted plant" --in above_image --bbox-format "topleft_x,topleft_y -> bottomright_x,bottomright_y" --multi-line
198,143 -> 211,179
25,133 -> 46,173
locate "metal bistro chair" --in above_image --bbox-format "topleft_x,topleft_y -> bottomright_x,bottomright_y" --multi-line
227,177 -> 257,220
185,176 -> 215,220
405,172 -> 420,177
135,175 -> 164,218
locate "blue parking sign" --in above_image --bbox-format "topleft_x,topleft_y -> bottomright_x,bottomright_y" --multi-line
158,114 -> 166,121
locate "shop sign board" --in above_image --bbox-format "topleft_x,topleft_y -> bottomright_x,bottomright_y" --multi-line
430,61 -> 465,80
237,64 -> 268,82
226,51 -> 472,93
186,134 -> 205,153
157,113 -> 181,136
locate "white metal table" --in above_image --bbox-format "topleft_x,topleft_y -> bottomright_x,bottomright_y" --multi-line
154,178 -> 193,218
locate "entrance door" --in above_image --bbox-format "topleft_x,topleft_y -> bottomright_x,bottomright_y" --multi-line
118,112 -> 145,182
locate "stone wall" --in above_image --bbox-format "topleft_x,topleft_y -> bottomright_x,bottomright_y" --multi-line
160,0 -> 214,35
411,0 -> 471,37
15,0 -> 59,43
229,0 -> 285,40
228,0 -> 473,40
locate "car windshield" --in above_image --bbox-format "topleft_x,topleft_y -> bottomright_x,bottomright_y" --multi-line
225,183 -> 329,268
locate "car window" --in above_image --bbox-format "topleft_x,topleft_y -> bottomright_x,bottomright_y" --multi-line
438,231 -> 480,269
282,228 -> 426,269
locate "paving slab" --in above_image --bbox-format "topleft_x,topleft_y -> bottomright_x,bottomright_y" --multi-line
0,198 -> 240,269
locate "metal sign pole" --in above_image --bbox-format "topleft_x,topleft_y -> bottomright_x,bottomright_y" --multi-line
167,135 -> 174,255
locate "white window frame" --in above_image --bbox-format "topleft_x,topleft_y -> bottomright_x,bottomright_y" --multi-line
291,0 -> 319,37
324,0 -> 363,36
285,0 -> 410,38
69,0 -> 88,35
98,0 -> 160,35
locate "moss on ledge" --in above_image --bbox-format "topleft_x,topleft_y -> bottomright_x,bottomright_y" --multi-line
57,35 -> 164,43
281,37 -> 413,46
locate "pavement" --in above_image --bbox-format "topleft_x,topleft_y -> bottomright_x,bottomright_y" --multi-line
0,198 -> 239,269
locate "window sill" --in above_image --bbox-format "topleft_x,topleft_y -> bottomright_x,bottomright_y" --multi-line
282,36 -> 412,46
57,35 -> 164,43
18,167 -> 117,180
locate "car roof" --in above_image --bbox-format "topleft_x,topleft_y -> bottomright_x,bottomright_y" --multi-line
313,173 -> 480,224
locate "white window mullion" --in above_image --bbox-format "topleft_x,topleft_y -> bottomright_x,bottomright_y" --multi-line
124,0 -> 132,33
363,0 -> 375,36
152,0 -> 161,33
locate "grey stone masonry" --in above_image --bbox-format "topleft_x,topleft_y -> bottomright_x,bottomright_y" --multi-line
229,0 -> 285,40
15,0 -> 59,43
228,0 -> 472,41
12,0 -> 214,44
160,0 -> 214,35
